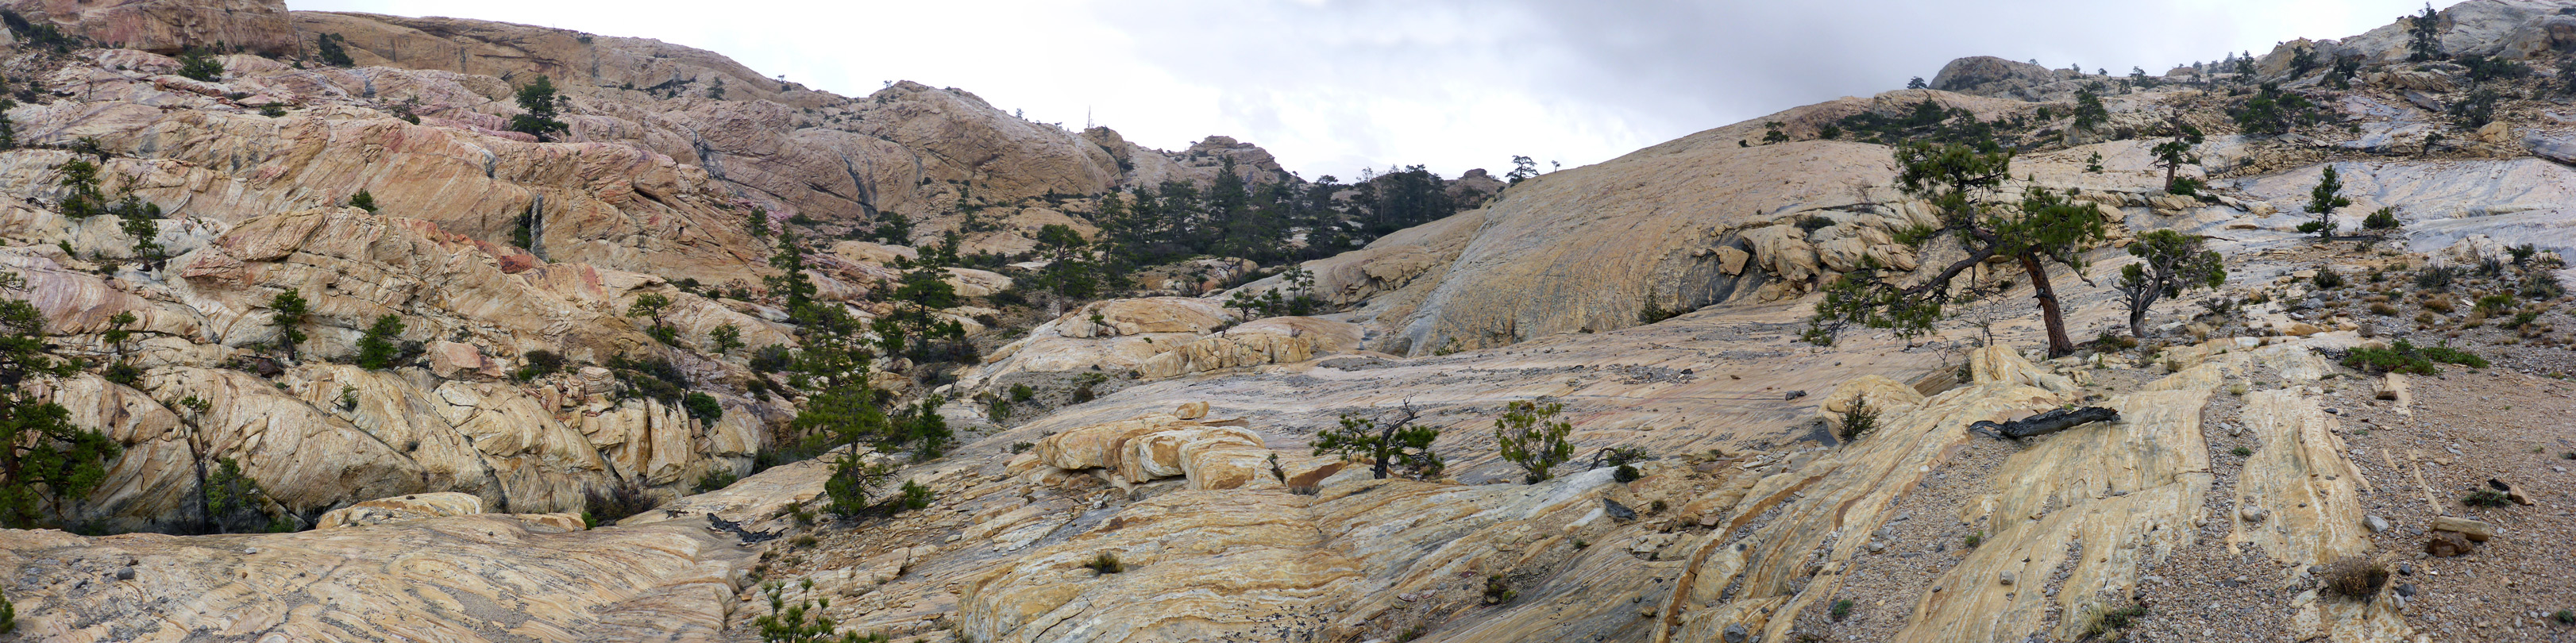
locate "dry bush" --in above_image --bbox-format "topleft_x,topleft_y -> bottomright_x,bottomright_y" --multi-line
2322,557 -> 2389,600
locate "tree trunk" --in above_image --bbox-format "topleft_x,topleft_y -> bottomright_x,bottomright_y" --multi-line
187,426 -> 213,534
2022,255 -> 2076,358
1372,419 -> 1395,479
2128,291 -> 2158,340
2162,164 -> 2177,193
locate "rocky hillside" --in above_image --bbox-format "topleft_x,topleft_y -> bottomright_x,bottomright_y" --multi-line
2,1 -> 2576,642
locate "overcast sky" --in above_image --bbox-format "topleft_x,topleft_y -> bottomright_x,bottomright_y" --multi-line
293,0 -> 2447,180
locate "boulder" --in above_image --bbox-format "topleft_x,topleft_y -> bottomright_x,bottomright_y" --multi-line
1031,414 -> 1278,490
2431,515 -> 2493,541
2424,531 -> 2474,556
1930,56 -> 2058,98
1056,298 -> 1235,338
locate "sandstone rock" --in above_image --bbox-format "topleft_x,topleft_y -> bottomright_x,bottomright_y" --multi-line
2241,506 -> 2269,522
2425,531 -> 2474,556
0,514 -> 749,641
4,0 -> 298,56
831,241 -> 918,266
2430,515 -> 2493,541
1820,375 -> 1924,414
1174,401 -> 1209,420
1057,298 -> 1234,338
314,491 -> 484,528
427,341 -> 501,379
943,268 -> 1013,298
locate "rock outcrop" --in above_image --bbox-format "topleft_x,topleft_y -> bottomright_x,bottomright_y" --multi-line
3,0 -> 299,55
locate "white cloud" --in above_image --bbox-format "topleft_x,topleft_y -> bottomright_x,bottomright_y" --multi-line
291,0 -> 2450,179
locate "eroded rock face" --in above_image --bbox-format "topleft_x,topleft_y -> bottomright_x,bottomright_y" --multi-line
3,0 -> 297,55
0,515 -> 750,642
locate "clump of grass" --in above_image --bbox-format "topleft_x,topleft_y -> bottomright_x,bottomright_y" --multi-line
1965,529 -> 1983,549
2085,604 -> 2150,638
2369,302 -> 2398,316
2231,446 -> 2254,457
1830,598 -> 1855,620
1084,552 -> 1125,575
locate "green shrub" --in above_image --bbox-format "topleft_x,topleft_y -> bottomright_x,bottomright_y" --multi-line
684,391 -> 723,423
1830,598 -> 1854,620
176,49 -> 224,82
898,479 -> 933,511
2464,489 -> 2512,507
1838,395 -> 1880,443
2087,604 -> 2149,638
694,468 -> 739,494
1483,574 -> 1515,604
2415,266 -> 2455,290
2312,268 -> 2345,290
355,314 -> 405,369
2231,446 -> 2254,457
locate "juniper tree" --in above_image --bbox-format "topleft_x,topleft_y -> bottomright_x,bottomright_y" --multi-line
1494,400 -> 1573,483
1807,141 -> 2107,358
627,292 -> 676,345
315,33 -> 356,67
2362,206 -> 2403,237
2150,117 -> 2204,194
1313,403 -> 1442,480
2114,230 -> 2227,339
2299,165 -> 2351,239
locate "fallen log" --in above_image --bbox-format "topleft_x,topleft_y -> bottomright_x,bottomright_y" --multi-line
1969,406 -> 2120,440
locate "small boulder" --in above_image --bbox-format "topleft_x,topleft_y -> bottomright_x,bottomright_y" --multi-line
1999,571 -> 2015,586
2430,516 -> 2493,541
1722,622 -> 1751,643
1174,401 -> 1209,420
2239,506 -> 2268,523
2424,531 -> 2474,557
2364,515 -> 2392,533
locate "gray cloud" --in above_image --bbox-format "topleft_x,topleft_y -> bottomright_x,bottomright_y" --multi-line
299,0 -> 2445,179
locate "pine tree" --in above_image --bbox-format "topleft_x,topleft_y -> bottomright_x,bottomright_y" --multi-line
0,296 -> 117,529
2299,165 -> 2351,239
1807,141 -> 2107,357
2408,4 -> 2444,62
2071,90 -> 2109,133
509,75 -> 569,141
2115,230 -> 2227,338
316,33 -> 356,67
2150,117 -> 2204,194
355,314 -> 404,369
268,288 -> 310,360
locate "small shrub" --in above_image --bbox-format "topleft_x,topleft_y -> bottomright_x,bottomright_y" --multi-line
1830,598 -> 1854,620
1837,395 -> 1880,443
2419,343 -> 2487,368
2475,293 -> 2516,316
695,468 -> 740,494
1965,529 -> 1983,549
2088,604 -> 2149,637
1010,441 -> 1035,454
1009,383 -> 1035,402
1085,552 -> 1124,575
684,391 -> 724,423
2321,558 -> 2389,600
1795,215 -> 1835,232
2231,446 -> 2254,457
2312,268 -> 2344,290
898,479 -> 933,511
1483,575 -> 1516,604
1614,464 -> 1641,483
584,479 -> 662,525
2464,489 -> 2512,507
2416,266 -> 2456,290
2369,302 -> 2398,316
2554,610 -> 2574,625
